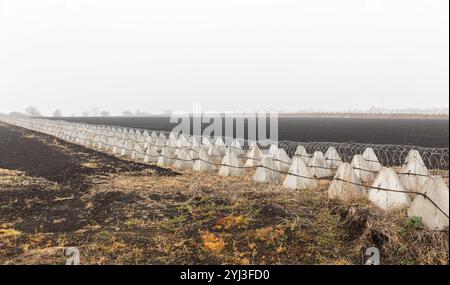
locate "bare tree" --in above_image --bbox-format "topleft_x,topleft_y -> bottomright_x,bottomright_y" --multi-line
100,111 -> 110,117
52,109 -> 62,117
25,106 -> 42,117
122,110 -> 133,116
82,111 -> 90,117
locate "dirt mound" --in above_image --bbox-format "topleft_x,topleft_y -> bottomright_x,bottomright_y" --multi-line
258,204 -> 292,219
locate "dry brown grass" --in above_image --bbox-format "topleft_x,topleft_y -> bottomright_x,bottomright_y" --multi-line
1,165 -> 448,265
343,204 -> 449,265
0,168 -> 58,191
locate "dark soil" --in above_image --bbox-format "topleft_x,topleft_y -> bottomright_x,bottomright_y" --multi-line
0,123 -> 174,185
0,123 -> 176,234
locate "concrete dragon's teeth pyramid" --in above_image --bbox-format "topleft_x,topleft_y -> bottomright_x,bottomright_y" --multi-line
268,144 -> 279,156
404,149 -> 425,166
207,145 -> 223,163
157,147 -> 174,168
193,148 -> 216,172
283,156 -> 317,190
144,146 -> 159,163
131,143 -> 144,161
253,157 -> 281,183
408,176 -> 449,231
273,148 -> 292,172
218,148 -> 243,177
362,147 -> 382,172
328,163 -> 367,201
294,145 -> 310,164
245,143 -> 262,167
325,146 -> 342,169
368,167 -> 411,211
400,155 -> 429,192
173,148 -> 194,169
308,151 -> 332,178
230,139 -> 242,149
190,136 -> 200,147
351,154 -> 374,183
155,133 -> 167,151
120,140 -> 134,158
202,137 -> 211,146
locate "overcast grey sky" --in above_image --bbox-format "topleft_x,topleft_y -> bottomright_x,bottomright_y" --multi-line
1,0 -> 448,115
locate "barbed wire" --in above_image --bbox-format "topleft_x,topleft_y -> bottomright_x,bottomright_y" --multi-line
3,117 -> 448,171
277,141 -> 449,171
2,117 -> 449,222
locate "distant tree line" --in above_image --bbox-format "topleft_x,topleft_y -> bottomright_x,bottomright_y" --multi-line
1,105 -> 449,118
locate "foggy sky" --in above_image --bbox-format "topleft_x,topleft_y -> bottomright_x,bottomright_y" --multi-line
1,0 -> 448,116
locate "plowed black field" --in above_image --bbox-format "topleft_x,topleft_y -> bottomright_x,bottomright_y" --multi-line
52,117 -> 449,148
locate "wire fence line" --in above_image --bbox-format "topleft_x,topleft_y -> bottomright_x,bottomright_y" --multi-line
102,126 -> 449,171
2,117 -> 449,225
78,134 -> 450,222
333,177 -> 449,219
87,134 -> 450,220
31,123 -> 445,177
278,141 -> 449,171
3,117 -> 441,184
73,129 -> 448,178
3,117 -> 449,170
100,127 -> 446,171
0,118 -> 447,188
